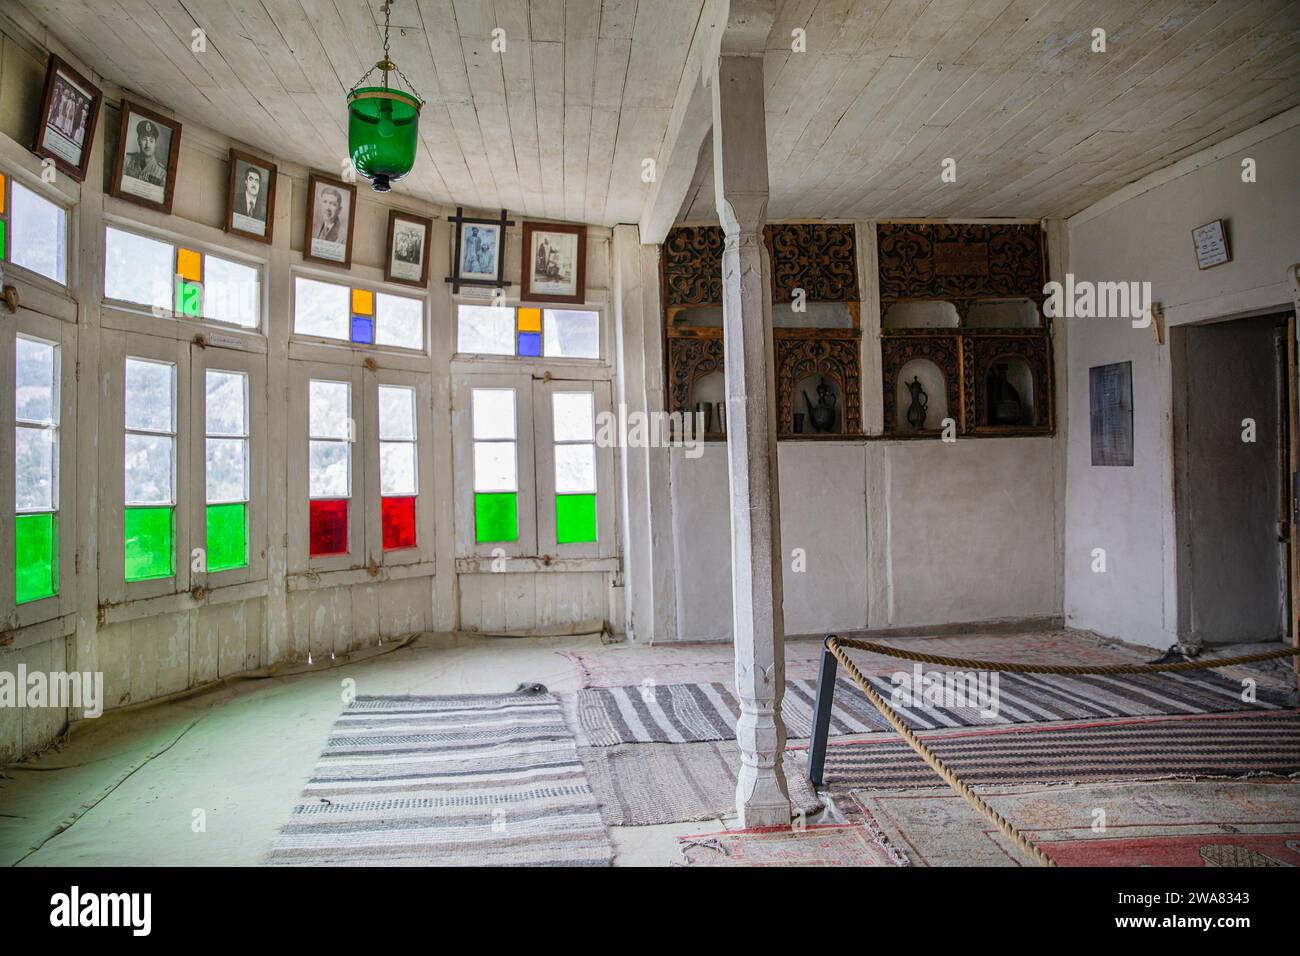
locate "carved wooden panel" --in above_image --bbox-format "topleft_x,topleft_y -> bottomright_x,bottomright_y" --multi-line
666,334 -> 724,418
881,335 -> 961,434
764,223 -> 859,303
663,226 -> 725,306
775,331 -> 862,436
971,335 -> 1053,431
877,222 -> 1045,307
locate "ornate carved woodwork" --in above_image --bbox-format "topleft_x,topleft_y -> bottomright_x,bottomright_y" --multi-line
971,334 -> 1053,432
666,333 -> 724,427
663,226 -> 725,307
775,330 -> 862,436
765,223 -> 859,303
880,335 -> 961,434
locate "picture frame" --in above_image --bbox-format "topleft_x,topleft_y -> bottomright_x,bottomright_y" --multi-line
303,172 -> 357,269
1191,219 -> 1231,270
32,54 -> 102,183
224,148 -> 278,244
1089,361 -> 1134,467
445,207 -> 513,294
110,100 -> 182,214
521,220 -> 587,304
385,209 -> 432,287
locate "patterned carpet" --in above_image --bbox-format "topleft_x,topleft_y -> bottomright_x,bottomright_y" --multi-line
577,671 -> 1293,746
677,823 -> 904,867
266,692 -> 614,866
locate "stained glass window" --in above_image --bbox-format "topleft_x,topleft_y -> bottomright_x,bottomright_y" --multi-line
124,357 -> 176,581
471,388 -> 517,542
378,385 -> 418,550
552,391 -> 597,543
456,305 -> 598,359
205,369 -> 249,572
293,276 -> 422,348
15,335 -> 59,602
308,379 -> 351,556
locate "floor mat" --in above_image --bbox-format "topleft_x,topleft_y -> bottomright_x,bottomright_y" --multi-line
266,692 -> 614,866
577,671 -> 1293,745
579,740 -> 822,826
676,823 -> 904,867
852,779 -> 1300,866
819,711 -> 1300,793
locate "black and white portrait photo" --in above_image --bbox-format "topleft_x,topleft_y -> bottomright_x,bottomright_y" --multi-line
458,222 -> 501,282
34,55 -> 101,181
386,210 -> 432,287
110,101 -> 181,213
304,173 -> 356,268
225,149 -> 277,243
521,221 -> 587,304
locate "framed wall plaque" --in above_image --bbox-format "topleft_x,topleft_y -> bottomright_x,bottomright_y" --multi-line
1089,361 -> 1134,466
1191,219 -> 1231,270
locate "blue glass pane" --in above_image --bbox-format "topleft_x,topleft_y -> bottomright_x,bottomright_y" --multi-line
517,331 -> 540,357
351,315 -> 374,344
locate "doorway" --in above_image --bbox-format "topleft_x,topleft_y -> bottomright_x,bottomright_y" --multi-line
1172,311 -> 1294,647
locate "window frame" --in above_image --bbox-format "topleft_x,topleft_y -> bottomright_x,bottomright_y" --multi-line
188,345 -> 268,590
534,379 -> 616,560
0,309 -> 77,631
3,172 -> 72,291
451,297 -> 609,368
290,266 -> 429,356
363,367 -> 435,571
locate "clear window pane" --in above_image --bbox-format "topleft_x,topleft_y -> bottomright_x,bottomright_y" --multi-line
11,181 -> 67,284
206,437 -> 247,503
457,305 -> 515,355
204,255 -> 260,328
308,440 -> 350,498
105,227 -> 172,310
294,276 -> 350,339
544,309 -> 599,359
555,443 -> 596,494
380,441 -> 417,495
473,441 -> 517,492
471,388 -> 515,440
309,380 -> 350,438
125,358 -> 174,433
378,385 -> 415,440
552,391 -> 594,442
16,336 -> 57,425
376,293 -> 423,349
15,425 -> 55,511
125,433 -> 174,504
206,370 -> 247,436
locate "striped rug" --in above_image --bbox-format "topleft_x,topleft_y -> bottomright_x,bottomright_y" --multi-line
267,692 -> 615,866
576,670 -> 1294,746
820,711 -> 1300,792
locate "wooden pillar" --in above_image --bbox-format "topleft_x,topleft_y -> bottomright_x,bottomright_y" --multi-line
712,52 -> 790,827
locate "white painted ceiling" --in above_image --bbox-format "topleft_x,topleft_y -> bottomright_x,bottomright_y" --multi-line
18,0 -> 1300,226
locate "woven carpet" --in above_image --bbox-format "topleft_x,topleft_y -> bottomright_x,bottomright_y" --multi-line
852,779 -> 1300,866
266,692 -> 615,866
577,671 -> 1293,746
579,741 -> 823,825
677,823 -> 904,867
817,711 -> 1300,793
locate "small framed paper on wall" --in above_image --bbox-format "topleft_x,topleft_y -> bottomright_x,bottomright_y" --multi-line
1191,219 -> 1231,270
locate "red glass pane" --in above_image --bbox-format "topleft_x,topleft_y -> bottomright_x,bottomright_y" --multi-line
309,499 -> 348,556
382,495 -> 417,550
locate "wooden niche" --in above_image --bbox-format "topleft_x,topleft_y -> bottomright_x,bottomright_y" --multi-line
663,223 -> 863,440
878,222 -> 1053,437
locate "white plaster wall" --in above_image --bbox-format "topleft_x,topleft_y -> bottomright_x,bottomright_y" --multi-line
1064,115 -> 1300,648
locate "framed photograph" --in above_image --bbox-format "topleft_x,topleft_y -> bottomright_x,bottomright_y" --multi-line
521,221 -> 587,304
225,148 -> 277,244
110,100 -> 182,213
33,54 -> 102,182
1089,361 -> 1134,467
385,209 -> 432,287
1191,219 -> 1231,270
304,173 -> 357,268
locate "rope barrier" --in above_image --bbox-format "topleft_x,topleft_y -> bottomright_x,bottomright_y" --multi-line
821,636 -> 1299,867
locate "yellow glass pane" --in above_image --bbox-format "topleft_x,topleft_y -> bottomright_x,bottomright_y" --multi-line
352,289 -> 374,316
0,173 -> 6,214
517,307 -> 541,332
177,248 -> 202,282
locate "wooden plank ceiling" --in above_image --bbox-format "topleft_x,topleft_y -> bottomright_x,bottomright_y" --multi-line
22,0 -> 1300,226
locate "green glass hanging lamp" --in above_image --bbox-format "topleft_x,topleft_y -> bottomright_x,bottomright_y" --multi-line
347,1 -> 424,192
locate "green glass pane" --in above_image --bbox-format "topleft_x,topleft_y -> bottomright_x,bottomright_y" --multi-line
15,512 -> 57,604
0,218 -> 6,260
555,493 -> 597,544
125,506 -> 174,582
206,502 -> 247,572
474,492 -> 517,543
175,278 -> 202,317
